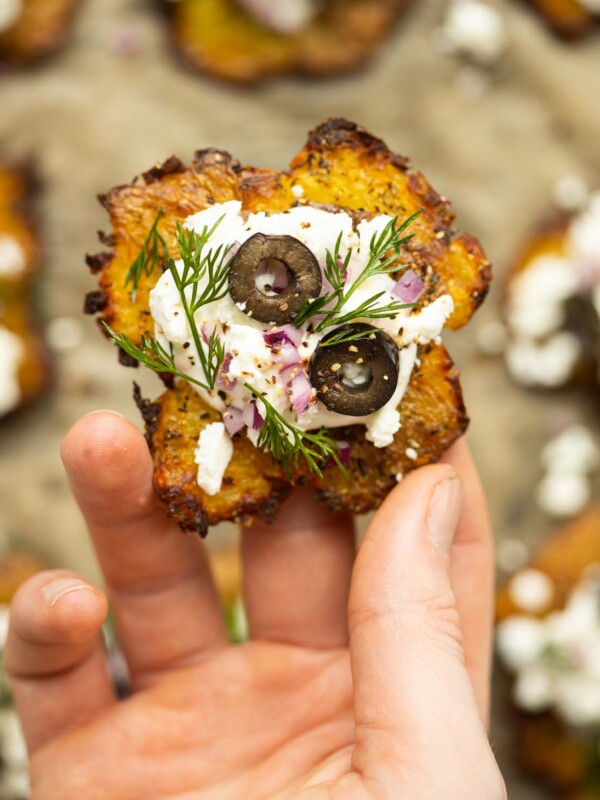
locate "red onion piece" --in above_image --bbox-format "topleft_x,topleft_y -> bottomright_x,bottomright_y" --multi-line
222,407 -> 244,437
282,364 -> 313,416
216,353 -> 236,390
263,328 -> 300,348
328,440 -> 351,467
242,403 -> 264,431
392,269 -> 424,303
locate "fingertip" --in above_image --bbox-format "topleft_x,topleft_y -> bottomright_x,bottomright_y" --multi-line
60,410 -> 150,495
10,571 -> 108,647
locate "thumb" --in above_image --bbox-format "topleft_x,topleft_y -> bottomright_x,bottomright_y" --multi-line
349,464 -> 495,792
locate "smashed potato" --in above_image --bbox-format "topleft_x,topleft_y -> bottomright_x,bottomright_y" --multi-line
497,508 -> 600,799
162,0 -> 413,83
86,119 -> 490,535
0,160 -> 50,417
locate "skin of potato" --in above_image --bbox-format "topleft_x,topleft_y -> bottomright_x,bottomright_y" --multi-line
135,341 -> 467,535
0,0 -> 80,65
86,119 -> 489,534
162,0 -> 413,83
525,0 -> 595,38
0,162 -> 50,414
496,508 -> 600,797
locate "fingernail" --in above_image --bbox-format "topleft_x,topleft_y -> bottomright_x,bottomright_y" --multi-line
427,477 -> 462,552
43,578 -> 98,608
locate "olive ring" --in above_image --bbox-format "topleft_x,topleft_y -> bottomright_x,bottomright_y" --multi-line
228,233 -> 322,325
309,323 -> 400,416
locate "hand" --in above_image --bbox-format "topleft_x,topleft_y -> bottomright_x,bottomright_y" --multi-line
6,411 -> 505,800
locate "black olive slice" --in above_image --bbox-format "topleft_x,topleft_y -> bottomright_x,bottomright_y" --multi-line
309,323 -> 400,416
228,233 -> 322,325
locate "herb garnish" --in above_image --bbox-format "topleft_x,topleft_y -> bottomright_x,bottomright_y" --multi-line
124,210 -> 168,302
111,215 -> 231,391
245,383 -> 347,479
293,210 -> 422,331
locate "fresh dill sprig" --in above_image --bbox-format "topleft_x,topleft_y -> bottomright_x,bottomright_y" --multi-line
113,214 -> 233,390
245,383 -> 347,479
167,218 -> 231,387
124,210 -> 168,302
103,324 -> 220,391
317,327 -> 373,348
293,209 -> 422,331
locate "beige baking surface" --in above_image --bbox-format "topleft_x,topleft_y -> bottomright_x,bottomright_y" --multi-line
0,1 -> 599,796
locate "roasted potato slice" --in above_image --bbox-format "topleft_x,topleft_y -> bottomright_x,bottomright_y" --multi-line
0,0 -> 80,66
162,0 -> 413,83
86,119 -> 490,534
524,0 -> 596,39
496,508 -> 600,799
0,161 -> 50,417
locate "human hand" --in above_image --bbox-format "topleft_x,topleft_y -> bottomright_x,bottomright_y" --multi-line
6,411 -> 505,800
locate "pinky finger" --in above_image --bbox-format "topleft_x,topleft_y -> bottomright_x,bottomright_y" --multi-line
5,570 -> 116,754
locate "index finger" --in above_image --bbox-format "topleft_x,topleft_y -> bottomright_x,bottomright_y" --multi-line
442,438 -> 494,726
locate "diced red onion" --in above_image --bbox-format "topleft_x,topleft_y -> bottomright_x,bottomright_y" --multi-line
392,269 -> 424,303
263,328 -> 299,348
281,364 -> 313,416
222,407 -> 244,437
216,353 -> 236,390
328,440 -> 351,467
242,403 -> 264,431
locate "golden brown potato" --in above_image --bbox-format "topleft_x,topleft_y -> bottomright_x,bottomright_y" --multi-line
0,161 -> 50,417
162,0 -> 413,83
496,508 -> 600,799
0,0 -> 80,66
86,119 -> 490,534
524,0 -> 596,39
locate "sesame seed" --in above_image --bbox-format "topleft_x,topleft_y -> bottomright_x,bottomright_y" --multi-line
348,345 -> 358,353
356,358 -> 364,364
383,375 -> 389,380
331,363 -> 341,372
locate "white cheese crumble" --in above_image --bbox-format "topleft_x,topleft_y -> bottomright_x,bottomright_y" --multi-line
497,570 -> 600,727
436,0 -> 508,65
149,201 -> 455,484
0,235 -> 26,279
505,191 -> 600,388
194,422 -> 234,496
508,568 -> 554,613
0,0 -> 21,33
236,0 -> 317,35
536,425 -> 599,518
0,325 -> 24,417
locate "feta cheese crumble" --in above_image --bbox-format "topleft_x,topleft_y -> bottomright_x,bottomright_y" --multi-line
236,0 -> 317,35
194,422 -> 234,496
0,235 -> 26,279
437,0 -> 508,65
505,191 -> 600,388
149,201 -> 455,489
497,570 -> 600,728
536,425 -> 599,518
0,325 -> 24,416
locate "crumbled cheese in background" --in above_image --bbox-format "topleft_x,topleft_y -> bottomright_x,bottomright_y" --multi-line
0,0 -> 21,33
149,202 -> 455,486
0,235 -> 26,278
554,174 -> 589,212
0,325 -> 24,417
236,0 -> 317,35
194,422 -> 234,496
436,0 -> 509,65
505,332 -> 580,388
497,571 -> 600,727
536,425 -> 599,518
505,191 -> 600,389
508,568 -> 554,613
